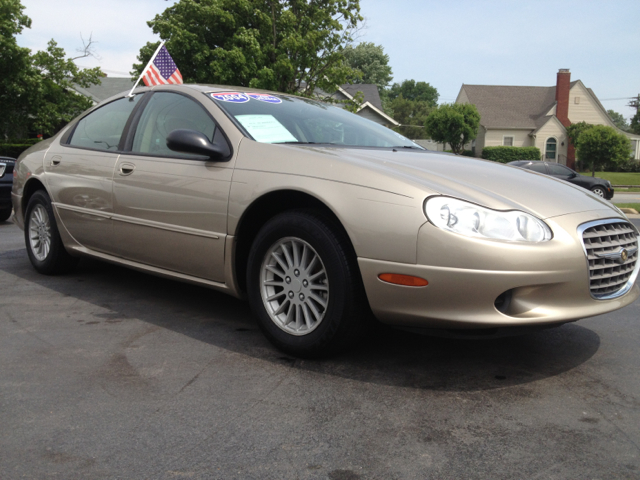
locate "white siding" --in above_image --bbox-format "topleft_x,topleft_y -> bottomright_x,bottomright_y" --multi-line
356,106 -> 388,126
568,83 -> 611,125
456,87 -> 470,104
475,125 -> 486,156
533,118 -> 567,164
484,129 -> 533,148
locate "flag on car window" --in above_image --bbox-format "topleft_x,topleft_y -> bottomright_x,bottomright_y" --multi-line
142,45 -> 183,86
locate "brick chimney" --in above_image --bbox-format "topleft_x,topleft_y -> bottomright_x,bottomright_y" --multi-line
555,69 -> 576,168
555,68 -> 571,127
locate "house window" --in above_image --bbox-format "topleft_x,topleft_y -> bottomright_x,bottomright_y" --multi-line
545,138 -> 557,161
503,136 -> 514,146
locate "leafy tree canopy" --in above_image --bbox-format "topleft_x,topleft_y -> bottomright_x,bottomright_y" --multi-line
0,0 -> 103,138
342,42 -> 392,88
132,0 -> 362,95
576,125 -> 631,175
630,110 -> 640,135
387,79 -> 438,107
566,121 -> 592,149
424,103 -> 480,154
607,109 -> 629,131
388,95 -> 433,139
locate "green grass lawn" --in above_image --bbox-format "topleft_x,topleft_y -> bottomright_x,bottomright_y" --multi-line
581,172 -> 640,185
615,203 -> 640,212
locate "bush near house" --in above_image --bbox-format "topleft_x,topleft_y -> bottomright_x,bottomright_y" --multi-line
481,146 -> 541,163
0,139 -> 40,158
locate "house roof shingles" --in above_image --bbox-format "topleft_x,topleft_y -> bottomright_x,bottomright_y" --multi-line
340,84 -> 383,110
73,77 -> 135,103
462,84 -> 562,129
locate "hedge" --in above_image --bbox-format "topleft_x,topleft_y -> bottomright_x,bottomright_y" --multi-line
0,139 -> 41,159
481,146 -> 541,163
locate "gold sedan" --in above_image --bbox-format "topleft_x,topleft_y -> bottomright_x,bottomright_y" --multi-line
11,85 -> 640,356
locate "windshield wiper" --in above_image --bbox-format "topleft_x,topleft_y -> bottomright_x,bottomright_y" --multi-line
390,145 -> 424,150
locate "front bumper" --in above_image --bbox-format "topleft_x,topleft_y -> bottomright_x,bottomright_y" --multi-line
0,180 -> 13,209
359,209 -> 639,329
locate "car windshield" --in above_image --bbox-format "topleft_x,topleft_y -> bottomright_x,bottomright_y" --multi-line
207,91 -> 422,149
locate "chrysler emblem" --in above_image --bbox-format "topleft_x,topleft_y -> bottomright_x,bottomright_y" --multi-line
594,246 -> 636,265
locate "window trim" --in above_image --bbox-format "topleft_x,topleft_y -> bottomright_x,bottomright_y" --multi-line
544,137 -> 558,161
502,135 -> 514,147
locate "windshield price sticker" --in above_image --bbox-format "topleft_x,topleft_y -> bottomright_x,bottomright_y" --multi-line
210,92 -> 250,103
248,93 -> 282,104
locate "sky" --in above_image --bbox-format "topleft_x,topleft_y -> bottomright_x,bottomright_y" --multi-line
16,0 -> 640,120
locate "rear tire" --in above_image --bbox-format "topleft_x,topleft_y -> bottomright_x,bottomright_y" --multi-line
24,190 -> 78,275
246,211 -> 368,357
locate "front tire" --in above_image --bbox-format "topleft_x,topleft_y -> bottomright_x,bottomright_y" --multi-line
24,190 -> 78,275
591,186 -> 606,198
247,211 -> 368,357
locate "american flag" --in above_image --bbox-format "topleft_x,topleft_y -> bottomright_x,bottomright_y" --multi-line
142,45 -> 183,86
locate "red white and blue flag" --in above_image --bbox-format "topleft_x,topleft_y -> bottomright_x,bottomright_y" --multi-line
142,45 -> 183,86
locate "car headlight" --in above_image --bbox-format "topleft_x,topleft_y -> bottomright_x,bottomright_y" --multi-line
424,196 -> 552,243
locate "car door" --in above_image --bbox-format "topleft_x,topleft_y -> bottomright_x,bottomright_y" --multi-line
43,95 -> 143,254
111,91 -> 233,282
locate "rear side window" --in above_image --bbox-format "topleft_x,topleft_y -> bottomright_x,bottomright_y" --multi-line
527,163 -> 547,174
68,96 -> 141,151
132,92 -> 216,158
548,164 -> 573,176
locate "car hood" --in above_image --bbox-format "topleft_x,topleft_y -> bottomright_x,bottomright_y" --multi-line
282,146 -> 619,220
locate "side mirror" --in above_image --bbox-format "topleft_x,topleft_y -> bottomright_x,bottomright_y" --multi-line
166,129 -> 230,161
569,172 -> 578,178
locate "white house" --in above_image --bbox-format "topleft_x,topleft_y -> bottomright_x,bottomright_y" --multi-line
456,69 -> 640,168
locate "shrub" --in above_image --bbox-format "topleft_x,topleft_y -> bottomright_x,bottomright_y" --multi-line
481,146 -> 541,163
0,139 -> 41,158
444,149 -> 474,157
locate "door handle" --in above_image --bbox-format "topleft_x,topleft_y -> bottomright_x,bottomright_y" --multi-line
119,163 -> 136,176
51,155 -> 62,166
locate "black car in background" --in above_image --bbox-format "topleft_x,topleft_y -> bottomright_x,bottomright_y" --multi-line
508,160 -> 614,199
0,157 -> 16,222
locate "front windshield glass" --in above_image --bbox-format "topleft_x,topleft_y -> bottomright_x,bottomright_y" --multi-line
207,91 -> 422,149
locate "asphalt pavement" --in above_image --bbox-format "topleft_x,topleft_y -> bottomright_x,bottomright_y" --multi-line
612,192 -> 640,204
1,217 -> 640,479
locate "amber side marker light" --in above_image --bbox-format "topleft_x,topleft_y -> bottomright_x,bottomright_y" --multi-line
378,273 -> 428,287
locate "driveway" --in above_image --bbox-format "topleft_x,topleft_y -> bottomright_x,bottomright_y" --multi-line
1,217 -> 640,479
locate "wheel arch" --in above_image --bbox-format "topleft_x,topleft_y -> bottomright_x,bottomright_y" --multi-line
233,189 -> 356,293
21,178 -> 48,218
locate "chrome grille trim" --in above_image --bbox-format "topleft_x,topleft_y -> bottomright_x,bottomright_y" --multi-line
578,219 -> 640,300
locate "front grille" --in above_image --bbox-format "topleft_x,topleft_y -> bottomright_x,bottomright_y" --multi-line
580,220 -> 639,299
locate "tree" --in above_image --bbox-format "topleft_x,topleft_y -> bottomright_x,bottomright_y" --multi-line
630,111 -> 640,135
387,79 -> 438,107
424,103 -> 480,154
576,125 -> 631,175
566,121 -> 592,149
342,42 -> 392,88
30,40 -> 103,135
132,0 -> 362,95
607,109 -> 629,131
388,95 -> 433,139
0,0 -> 103,138
0,0 -> 34,138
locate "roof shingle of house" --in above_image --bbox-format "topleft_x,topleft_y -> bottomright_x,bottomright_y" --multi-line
340,84 -> 383,110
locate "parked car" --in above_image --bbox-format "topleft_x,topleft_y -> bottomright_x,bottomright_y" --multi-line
508,160 -> 614,199
0,157 -> 16,222
11,85 -> 640,356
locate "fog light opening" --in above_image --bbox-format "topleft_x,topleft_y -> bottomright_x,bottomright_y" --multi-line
378,273 -> 428,287
494,289 -> 513,314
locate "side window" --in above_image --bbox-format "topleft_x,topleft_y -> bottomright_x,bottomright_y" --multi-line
528,163 -> 547,174
548,164 -> 573,176
69,96 -> 141,151
132,92 -> 216,157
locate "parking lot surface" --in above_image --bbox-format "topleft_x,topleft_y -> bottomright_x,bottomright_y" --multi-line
1,217 -> 640,479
